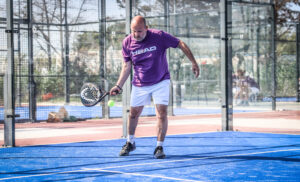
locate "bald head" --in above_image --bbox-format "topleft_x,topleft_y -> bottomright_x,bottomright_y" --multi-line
131,16 -> 148,41
131,15 -> 147,28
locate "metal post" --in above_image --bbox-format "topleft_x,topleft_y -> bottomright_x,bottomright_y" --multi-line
4,0 -> 15,147
164,0 -> 173,116
64,0 -> 70,104
271,3 -> 277,110
17,10 -> 21,107
99,0 -> 109,118
164,0 -> 169,32
297,23 -> 300,102
28,0 -> 36,122
256,10 -> 260,86
122,0 -> 132,138
220,0 -> 233,131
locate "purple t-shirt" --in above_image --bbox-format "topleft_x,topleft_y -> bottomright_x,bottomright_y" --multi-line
122,29 -> 180,87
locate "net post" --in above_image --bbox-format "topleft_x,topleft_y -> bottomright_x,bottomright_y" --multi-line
102,79 -> 109,119
220,0 -> 233,131
122,0 -> 133,138
270,2 -> 277,110
99,0 -> 108,119
28,0 -> 36,122
164,0 -> 173,116
64,0 -> 70,104
4,0 -> 15,147
297,23 -> 300,102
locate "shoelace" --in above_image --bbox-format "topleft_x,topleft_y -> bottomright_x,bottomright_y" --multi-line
122,143 -> 131,150
154,146 -> 163,154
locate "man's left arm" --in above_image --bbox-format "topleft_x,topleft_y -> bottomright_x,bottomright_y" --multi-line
177,40 -> 199,78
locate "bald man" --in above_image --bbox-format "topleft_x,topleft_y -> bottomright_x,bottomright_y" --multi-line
110,15 -> 199,159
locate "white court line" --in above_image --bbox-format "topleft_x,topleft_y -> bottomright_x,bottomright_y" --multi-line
82,168 -> 202,182
0,148 -> 299,181
80,148 -> 300,171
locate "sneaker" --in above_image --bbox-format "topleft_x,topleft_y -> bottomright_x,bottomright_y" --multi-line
154,146 -> 166,159
119,142 -> 136,156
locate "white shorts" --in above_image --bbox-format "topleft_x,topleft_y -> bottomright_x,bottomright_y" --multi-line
130,79 -> 170,107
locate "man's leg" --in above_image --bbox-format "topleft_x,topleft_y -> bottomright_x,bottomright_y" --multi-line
155,104 -> 168,142
128,106 -> 144,136
119,106 -> 143,156
120,80 -> 151,156
151,80 -> 170,159
154,104 -> 168,159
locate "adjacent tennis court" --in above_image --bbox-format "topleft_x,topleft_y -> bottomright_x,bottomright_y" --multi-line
0,105 -> 265,121
0,132 -> 299,181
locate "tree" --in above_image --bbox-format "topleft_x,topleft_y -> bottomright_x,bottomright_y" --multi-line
31,0 -> 91,71
275,1 -> 300,39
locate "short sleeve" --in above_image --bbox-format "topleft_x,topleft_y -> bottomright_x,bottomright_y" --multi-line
122,38 -> 131,62
161,31 -> 180,49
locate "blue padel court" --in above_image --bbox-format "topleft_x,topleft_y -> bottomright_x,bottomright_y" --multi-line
1,132 -> 299,181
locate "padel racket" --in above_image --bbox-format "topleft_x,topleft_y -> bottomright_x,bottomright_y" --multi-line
80,82 -> 120,107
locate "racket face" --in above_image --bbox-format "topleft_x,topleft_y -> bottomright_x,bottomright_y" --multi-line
80,83 -> 103,107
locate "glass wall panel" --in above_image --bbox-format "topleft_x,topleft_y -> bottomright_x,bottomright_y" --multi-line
68,0 -> 99,23
276,25 -> 298,110
0,11 -> 6,142
130,0 -> 223,133
229,2 -> 299,134
106,1 -> 126,19
104,1 -> 126,117
0,1 -> 7,146
106,20 -> 125,116
231,3 -> 273,109
231,0 -> 271,3
133,0 -> 164,17
169,1 -> 221,113
0,1 -> 5,18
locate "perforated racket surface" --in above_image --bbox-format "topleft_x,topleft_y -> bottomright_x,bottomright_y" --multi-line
80,83 -> 108,107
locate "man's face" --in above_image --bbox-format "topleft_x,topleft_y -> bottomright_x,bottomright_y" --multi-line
131,22 -> 147,41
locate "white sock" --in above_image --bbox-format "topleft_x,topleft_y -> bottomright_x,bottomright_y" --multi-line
156,141 -> 163,147
127,135 -> 135,144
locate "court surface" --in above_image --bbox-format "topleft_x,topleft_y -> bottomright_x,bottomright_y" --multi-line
0,132 -> 299,181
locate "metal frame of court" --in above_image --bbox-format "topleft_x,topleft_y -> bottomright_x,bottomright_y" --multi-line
3,0 -> 300,147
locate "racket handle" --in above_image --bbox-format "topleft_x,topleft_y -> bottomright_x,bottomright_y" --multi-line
110,90 -> 121,95
98,92 -> 110,103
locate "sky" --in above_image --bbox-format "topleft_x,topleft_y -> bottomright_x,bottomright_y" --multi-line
286,2 -> 300,12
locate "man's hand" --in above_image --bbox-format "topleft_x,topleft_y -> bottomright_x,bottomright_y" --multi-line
110,85 -> 122,96
192,63 -> 200,78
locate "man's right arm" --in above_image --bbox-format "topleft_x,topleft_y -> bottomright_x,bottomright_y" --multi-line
177,40 -> 199,78
110,61 -> 132,95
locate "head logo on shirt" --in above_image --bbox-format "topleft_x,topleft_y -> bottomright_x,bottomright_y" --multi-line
131,46 -> 157,56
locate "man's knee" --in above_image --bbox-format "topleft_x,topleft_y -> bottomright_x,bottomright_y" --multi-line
129,113 -> 139,120
156,105 -> 168,120
156,115 -> 167,122
129,106 -> 143,120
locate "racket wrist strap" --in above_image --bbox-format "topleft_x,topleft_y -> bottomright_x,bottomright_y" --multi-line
115,85 -> 122,90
